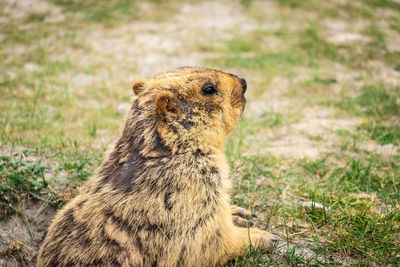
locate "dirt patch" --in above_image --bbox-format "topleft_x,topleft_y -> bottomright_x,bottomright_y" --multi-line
264,117 -> 352,159
64,0 -> 258,81
0,201 -> 56,266
326,32 -> 371,45
362,142 -> 399,157
323,19 -> 371,45
246,104 -> 361,159
0,146 -> 66,266
2,0 -> 65,23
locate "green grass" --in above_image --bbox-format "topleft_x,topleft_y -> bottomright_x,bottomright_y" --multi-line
298,26 -> 340,62
0,145 -> 97,221
359,122 -> 400,145
226,142 -> 400,265
224,79 -> 399,265
0,0 -> 137,224
336,84 -> 400,146
0,152 -> 50,220
208,52 -> 303,70
52,0 -> 141,26
278,0 -> 400,18
353,85 -> 399,118
361,0 -> 400,10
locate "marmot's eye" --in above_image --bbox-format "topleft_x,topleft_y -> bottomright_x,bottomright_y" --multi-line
202,85 -> 217,96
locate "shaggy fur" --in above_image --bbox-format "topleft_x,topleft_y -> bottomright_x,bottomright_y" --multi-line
36,67 -> 277,266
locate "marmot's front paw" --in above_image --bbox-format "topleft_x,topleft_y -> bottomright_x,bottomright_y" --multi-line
251,229 -> 279,250
231,205 -> 257,227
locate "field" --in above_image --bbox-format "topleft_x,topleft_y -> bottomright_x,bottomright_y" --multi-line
0,0 -> 399,265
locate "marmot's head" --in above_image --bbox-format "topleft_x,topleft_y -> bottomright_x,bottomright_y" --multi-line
126,67 -> 246,156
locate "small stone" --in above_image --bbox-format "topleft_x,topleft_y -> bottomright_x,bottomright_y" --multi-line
45,14 -> 66,24
326,33 -> 371,45
302,201 -> 326,211
24,62 -> 40,72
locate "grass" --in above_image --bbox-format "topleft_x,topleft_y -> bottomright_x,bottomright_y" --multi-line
225,137 -> 400,265
1,0 -> 399,266
0,0 -> 163,222
0,152 -> 50,220
216,2 -> 400,264
298,26 -> 340,62
278,0 -> 400,18
359,122 -> 400,145
0,145 -> 96,221
208,52 -> 303,71
52,0 -> 140,26
337,83 -> 400,146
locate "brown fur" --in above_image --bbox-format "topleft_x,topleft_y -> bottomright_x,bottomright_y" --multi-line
36,67 -> 277,266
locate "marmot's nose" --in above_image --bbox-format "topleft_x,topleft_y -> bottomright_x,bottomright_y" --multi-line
239,78 -> 247,93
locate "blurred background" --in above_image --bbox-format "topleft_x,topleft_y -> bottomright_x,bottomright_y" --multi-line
1,0 -> 399,265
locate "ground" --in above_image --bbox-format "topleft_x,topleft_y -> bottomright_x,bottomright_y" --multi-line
0,0 -> 399,266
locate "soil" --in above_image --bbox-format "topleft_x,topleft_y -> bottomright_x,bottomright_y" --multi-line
0,201 -> 55,266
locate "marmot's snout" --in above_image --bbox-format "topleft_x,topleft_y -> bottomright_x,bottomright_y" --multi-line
239,78 -> 247,94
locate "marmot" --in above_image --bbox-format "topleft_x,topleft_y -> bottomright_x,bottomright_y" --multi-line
37,67 -> 277,266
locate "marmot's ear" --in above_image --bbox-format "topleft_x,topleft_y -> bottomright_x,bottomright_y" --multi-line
132,79 -> 147,95
155,91 -> 179,115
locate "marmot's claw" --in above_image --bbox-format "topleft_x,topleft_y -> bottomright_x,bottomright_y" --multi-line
231,205 -> 256,219
233,216 -> 253,227
266,236 -> 280,248
250,230 -> 280,250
